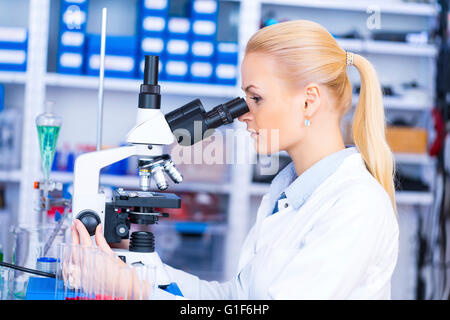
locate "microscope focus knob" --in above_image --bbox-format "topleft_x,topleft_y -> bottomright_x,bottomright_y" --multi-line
116,224 -> 129,237
77,211 -> 101,236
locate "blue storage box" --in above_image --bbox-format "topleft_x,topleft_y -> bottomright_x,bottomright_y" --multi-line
86,34 -> 138,78
140,15 -> 167,36
0,27 -> 28,49
191,0 -> 218,20
0,27 -> 27,72
87,34 -> 137,56
190,1 -> 218,42
214,63 -> 237,86
141,0 -> 169,17
60,0 -> 89,32
58,30 -> 86,52
216,41 -> 238,64
165,59 -> 189,82
189,60 -> 213,83
0,84 -> 4,112
191,19 -> 217,41
86,53 -> 137,78
57,51 -> 84,74
166,38 -> 189,59
190,40 -> 215,61
140,36 -> 165,56
0,48 -> 27,72
57,1 -> 89,74
167,17 -> 191,39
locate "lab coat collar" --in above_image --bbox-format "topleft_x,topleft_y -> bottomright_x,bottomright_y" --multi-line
269,146 -> 359,211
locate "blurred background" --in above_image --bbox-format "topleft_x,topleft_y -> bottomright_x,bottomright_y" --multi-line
0,0 -> 449,300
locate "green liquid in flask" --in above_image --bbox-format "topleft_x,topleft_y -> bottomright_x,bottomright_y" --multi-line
37,125 -> 60,180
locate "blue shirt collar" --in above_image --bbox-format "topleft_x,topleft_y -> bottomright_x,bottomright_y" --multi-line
269,146 -> 359,211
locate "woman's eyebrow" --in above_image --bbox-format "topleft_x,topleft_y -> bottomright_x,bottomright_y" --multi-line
241,84 -> 259,92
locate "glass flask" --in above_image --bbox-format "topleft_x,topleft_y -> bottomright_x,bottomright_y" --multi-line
10,224 -> 68,299
35,101 -> 62,182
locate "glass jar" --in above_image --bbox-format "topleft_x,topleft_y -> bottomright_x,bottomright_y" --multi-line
10,224 -> 69,299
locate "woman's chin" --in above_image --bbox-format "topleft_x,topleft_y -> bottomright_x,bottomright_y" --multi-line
254,143 -> 280,156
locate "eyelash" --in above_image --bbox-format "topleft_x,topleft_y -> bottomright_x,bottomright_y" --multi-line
249,96 -> 261,103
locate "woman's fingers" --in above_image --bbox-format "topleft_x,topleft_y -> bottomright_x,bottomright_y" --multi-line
71,223 -> 80,245
95,224 -> 113,254
74,219 -> 93,247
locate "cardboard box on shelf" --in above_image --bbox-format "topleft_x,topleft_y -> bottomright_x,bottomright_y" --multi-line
343,122 -> 428,154
385,126 -> 428,154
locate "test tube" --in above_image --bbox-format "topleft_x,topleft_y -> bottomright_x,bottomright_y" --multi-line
55,243 -> 82,300
92,250 -> 120,300
131,263 -> 157,300
112,264 -> 133,300
91,249 -> 106,300
79,246 -> 96,300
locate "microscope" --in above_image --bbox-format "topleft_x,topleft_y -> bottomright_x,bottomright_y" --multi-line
72,55 -> 248,287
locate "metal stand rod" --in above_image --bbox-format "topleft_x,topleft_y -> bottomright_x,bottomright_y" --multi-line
96,8 -> 107,151
0,261 -> 55,278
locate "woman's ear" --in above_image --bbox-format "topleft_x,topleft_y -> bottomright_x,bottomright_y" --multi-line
303,83 -> 321,119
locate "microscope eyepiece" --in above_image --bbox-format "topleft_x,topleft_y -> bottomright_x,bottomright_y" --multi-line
204,97 -> 249,129
165,97 -> 249,146
139,55 -> 161,109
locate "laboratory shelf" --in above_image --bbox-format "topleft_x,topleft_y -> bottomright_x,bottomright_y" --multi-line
394,153 -> 437,166
261,0 -> 439,17
364,40 -> 438,58
45,73 -> 239,98
352,95 -> 433,111
337,39 -> 438,58
395,191 -> 434,206
0,169 -> 22,183
0,71 -> 27,84
50,171 -> 232,194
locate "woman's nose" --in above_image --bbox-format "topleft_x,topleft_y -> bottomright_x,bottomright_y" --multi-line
238,109 -> 253,123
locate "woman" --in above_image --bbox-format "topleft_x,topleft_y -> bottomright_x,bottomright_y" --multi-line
72,20 -> 399,299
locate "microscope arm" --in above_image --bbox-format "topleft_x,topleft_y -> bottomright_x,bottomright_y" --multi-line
72,144 -> 162,232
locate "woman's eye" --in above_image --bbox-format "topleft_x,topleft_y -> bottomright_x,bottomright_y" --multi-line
250,96 -> 261,103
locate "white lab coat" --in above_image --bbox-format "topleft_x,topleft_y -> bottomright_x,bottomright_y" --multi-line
154,152 -> 400,299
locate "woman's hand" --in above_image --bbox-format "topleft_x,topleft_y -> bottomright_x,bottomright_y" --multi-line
69,219 -> 151,299
67,219 -> 130,299
71,219 -> 114,255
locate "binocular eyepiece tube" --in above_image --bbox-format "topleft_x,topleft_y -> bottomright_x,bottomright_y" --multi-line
165,97 -> 249,146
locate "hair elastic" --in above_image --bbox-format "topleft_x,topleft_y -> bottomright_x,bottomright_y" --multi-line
346,51 -> 354,66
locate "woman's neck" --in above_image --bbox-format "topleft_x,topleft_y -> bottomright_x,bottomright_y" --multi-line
286,126 -> 346,177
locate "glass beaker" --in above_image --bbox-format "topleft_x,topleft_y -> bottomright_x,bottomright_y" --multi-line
10,224 -> 68,299
0,266 -> 13,300
55,243 -> 81,300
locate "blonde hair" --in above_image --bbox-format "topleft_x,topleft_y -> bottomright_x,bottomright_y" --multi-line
246,20 -> 397,215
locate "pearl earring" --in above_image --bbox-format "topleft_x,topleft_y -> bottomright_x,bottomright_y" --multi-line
304,101 -> 310,127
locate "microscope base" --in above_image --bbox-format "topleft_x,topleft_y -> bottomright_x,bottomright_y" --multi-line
113,249 -> 172,287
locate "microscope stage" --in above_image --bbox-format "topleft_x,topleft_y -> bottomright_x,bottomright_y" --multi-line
113,189 -> 181,209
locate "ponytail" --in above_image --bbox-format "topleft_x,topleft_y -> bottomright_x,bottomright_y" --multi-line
352,54 -> 397,215
246,20 -> 397,215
